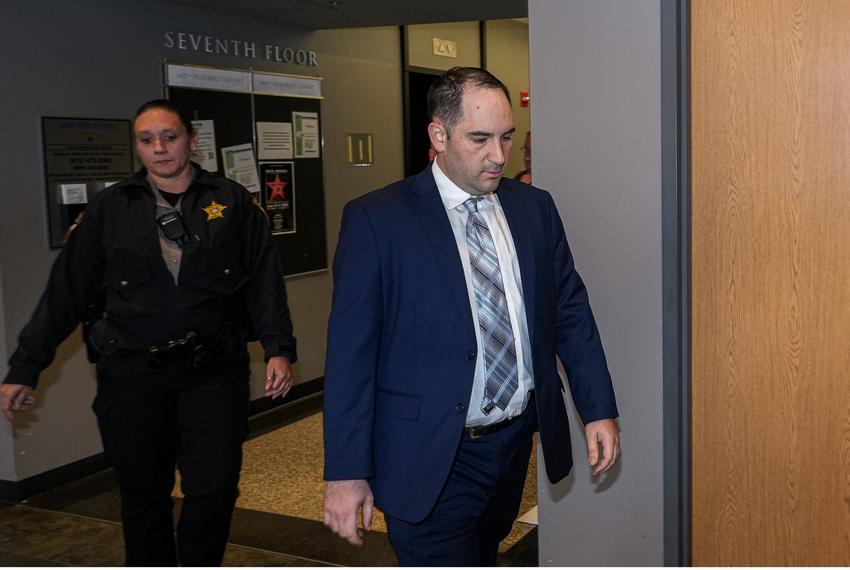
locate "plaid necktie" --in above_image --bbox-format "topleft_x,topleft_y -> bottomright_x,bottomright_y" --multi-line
463,197 -> 519,414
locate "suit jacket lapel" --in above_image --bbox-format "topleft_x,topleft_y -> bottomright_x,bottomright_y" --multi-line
410,169 -> 476,339
497,183 -> 537,344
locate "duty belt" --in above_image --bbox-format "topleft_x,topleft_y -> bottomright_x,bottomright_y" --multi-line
146,330 -> 212,368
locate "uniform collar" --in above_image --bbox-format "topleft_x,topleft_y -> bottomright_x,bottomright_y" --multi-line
125,162 -> 210,194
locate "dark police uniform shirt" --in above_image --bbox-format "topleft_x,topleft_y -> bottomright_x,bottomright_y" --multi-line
4,165 -> 297,388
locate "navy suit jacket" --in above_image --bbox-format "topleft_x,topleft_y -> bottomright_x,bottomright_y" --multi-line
323,167 -> 618,523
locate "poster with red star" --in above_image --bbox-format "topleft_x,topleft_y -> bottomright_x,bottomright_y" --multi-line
259,162 -> 296,235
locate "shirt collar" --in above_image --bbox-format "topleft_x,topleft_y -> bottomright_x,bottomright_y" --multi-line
432,158 -> 496,212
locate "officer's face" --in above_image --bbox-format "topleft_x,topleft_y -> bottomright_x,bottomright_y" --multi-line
429,86 -> 514,196
134,108 -> 196,182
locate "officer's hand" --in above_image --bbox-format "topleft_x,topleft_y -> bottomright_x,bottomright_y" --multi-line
265,356 -> 292,400
1,384 -> 35,421
323,479 -> 373,546
585,418 -> 620,476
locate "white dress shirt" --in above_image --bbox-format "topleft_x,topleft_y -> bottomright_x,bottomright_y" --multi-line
432,159 -> 535,426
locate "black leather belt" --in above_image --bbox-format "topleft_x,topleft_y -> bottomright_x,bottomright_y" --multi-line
465,414 -> 520,439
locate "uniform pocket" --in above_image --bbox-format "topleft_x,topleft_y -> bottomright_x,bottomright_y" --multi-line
102,251 -> 154,291
180,253 -> 246,295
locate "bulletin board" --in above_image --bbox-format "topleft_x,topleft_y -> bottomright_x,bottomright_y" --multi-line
41,117 -> 134,248
165,63 -> 327,276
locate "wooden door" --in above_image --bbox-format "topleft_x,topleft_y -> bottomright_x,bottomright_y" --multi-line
691,0 -> 850,564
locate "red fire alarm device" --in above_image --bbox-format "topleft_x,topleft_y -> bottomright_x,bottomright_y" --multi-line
520,91 -> 530,107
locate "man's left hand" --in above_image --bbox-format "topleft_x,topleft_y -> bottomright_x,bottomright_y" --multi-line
265,357 -> 292,399
585,418 -> 620,476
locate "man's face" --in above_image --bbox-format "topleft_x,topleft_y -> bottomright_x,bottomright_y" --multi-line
133,108 -> 195,181
430,86 -> 515,196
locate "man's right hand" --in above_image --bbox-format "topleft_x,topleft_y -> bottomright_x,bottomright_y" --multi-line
323,479 -> 374,546
1,384 -> 35,421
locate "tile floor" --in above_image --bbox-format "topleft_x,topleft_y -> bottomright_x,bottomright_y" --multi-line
0,404 -> 538,566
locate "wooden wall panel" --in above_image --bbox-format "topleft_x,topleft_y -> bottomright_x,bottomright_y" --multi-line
691,0 -> 850,565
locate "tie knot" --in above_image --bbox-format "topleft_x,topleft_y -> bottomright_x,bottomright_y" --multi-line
462,196 -> 482,214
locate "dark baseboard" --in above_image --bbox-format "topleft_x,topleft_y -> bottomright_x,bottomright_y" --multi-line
248,377 -> 323,438
247,376 -> 323,417
0,453 -> 112,503
0,377 -> 324,503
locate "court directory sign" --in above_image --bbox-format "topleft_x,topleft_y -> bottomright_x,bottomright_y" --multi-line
42,117 -> 133,247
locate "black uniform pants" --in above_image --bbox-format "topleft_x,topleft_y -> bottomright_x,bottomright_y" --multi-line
93,351 -> 250,566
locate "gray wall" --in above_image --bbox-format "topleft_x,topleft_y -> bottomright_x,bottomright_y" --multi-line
529,0 -> 665,565
0,0 -> 403,481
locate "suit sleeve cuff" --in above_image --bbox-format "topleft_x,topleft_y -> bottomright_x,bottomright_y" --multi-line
580,405 -> 619,426
323,468 -> 374,481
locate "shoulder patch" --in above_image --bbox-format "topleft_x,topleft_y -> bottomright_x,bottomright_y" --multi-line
251,197 -> 270,222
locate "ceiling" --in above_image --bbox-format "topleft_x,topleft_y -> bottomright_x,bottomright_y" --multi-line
161,0 -> 528,30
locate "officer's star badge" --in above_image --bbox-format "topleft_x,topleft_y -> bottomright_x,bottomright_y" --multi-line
203,201 -> 227,221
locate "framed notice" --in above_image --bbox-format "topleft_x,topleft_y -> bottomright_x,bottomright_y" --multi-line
41,117 -> 134,248
220,143 -> 260,193
292,111 -> 320,158
256,121 -> 294,160
260,162 -> 296,235
190,119 -> 218,172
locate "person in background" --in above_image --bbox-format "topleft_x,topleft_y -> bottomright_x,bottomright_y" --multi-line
428,145 -> 438,162
1,99 -> 297,566
514,130 -> 532,184
322,67 -> 619,566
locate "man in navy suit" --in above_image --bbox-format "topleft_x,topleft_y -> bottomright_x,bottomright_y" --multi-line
322,67 -> 620,566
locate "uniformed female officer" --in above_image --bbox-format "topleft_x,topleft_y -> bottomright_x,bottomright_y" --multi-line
1,100 -> 297,566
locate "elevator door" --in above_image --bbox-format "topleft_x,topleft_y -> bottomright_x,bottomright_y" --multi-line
403,70 -> 440,177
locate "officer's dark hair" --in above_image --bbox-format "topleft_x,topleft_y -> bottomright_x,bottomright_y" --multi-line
426,67 -> 511,136
133,99 -> 195,136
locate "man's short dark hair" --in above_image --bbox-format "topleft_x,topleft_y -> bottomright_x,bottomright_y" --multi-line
133,99 -> 195,136
426,67 -> 512,135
